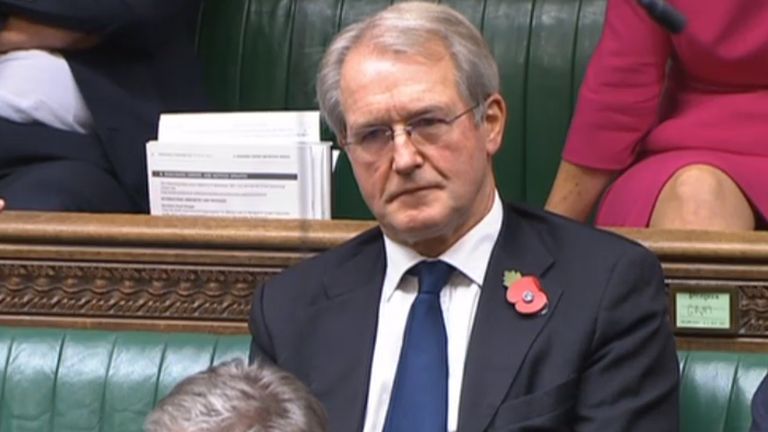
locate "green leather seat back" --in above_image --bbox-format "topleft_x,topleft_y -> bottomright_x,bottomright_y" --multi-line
0,326 -> 765,432
195,0 -> 608,219
679,350 -> 767,432
0,327 -> 249,432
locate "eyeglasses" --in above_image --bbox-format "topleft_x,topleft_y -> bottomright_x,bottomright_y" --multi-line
343,103 -> 481,156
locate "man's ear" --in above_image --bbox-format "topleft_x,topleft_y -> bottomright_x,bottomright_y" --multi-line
482,93 -> 506,156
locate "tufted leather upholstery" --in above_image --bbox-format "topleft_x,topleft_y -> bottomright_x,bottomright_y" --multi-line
0,327 -> 249,432
679,351 -> 767,432
0,327 -> 764,431
195,0 -> 608,219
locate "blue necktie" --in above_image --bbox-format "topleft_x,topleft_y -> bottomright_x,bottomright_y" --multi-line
383,260 -> 454,432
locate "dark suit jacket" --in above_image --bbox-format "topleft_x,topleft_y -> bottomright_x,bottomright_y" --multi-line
0,0 -> 207,211
752,374 -> 768,431
249,203 -> 680,431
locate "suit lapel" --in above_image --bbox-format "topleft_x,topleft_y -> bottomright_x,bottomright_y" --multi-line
457,207 -> 562,432
301,231 -> 386,432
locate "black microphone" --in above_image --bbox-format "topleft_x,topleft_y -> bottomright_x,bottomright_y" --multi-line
637,0 -> 687,34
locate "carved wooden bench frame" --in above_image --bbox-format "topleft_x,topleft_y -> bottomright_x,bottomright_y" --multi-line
0,211 -> 765,352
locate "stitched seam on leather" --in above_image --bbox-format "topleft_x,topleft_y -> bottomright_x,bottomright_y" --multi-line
569,0 -> 584,108
151,342 -> 170,408
282,0 -> 298,108
680,352 -> 691,383
209,337 -> 221,367
678,351 -> 689,391
521,0 -> 534,179
721,355 -> 741,432
235,0 -> 249,106
335,0 -> 345,32
479,0 -> 489,34
97,335 -> 118,432
49,333 -> 67,431
0,335 -> 14,427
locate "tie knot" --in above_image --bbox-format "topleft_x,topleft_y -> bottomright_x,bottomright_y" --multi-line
411,260 -> 454,295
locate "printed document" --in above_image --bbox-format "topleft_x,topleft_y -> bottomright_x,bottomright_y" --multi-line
147,111 -> 331,219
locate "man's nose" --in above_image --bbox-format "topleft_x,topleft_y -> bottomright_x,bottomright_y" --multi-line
391,127 -> 423,174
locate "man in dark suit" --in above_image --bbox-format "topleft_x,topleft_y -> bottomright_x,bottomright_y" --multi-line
0,1 -> 206,212
249,2 -> 679,431
753,374 -> 768,431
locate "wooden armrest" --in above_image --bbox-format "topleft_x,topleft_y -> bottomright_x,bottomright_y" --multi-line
0,210 -> 374,250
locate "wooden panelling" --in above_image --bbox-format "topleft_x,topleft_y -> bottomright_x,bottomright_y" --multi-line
0,211 -> 766,342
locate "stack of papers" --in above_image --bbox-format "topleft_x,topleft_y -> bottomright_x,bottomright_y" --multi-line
146,111 -> 331,219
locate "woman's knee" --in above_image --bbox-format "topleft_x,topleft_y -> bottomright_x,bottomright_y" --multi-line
661,164 -> 736,204
651,164 -> 754,229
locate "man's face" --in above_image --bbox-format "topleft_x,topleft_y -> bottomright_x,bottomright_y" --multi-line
339,42 -> 506,256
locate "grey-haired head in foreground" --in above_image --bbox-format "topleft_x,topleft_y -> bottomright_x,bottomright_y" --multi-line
144,358 -> 327,432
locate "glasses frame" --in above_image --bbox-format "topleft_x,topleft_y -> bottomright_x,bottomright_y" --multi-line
342,102 -> 483,151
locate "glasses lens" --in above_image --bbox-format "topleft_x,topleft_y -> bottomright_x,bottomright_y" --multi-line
347,104 -> 478,153
359,128 -> 383,146
409,117 -> 450,144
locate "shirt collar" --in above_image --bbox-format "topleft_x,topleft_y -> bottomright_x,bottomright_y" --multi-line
382,191 -> 504,300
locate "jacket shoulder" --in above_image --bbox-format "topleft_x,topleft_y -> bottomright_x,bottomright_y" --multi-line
505,202 -> 656,261
264,226 -> 383,288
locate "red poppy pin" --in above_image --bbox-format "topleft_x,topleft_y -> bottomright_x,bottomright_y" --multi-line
504,271 -> 549,315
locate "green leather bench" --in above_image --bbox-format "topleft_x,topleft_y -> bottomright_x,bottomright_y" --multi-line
195,0 -> 608,219
0,327 -> 764,432
0,328 -> 248,432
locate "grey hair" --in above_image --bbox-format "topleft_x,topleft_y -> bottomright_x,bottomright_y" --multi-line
144,359 -> 327,432
316,1 -> 499,138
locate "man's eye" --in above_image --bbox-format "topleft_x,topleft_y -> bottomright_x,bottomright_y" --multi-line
410,117 -> 445,130
358,128 -> 390,145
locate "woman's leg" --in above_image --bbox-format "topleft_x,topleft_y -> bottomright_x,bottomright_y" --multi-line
649,164 -> 755,230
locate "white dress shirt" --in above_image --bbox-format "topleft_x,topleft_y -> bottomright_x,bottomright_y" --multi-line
0,49 -> 94,133
362,192 -> 504,432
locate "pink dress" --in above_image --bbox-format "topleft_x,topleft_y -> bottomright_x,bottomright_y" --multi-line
563,0 -> 768,227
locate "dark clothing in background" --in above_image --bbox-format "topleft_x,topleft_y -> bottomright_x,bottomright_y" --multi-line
0,0 -> 207,212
